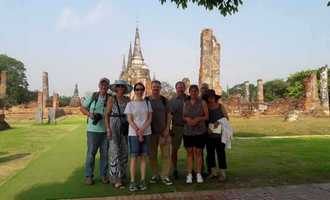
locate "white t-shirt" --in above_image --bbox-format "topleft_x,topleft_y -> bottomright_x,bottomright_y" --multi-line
124,100 -> 153,136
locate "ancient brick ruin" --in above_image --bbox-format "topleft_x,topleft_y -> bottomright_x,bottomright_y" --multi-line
302,72 -> 321,113
199,29 -> 222,95
69,84 -> 81,107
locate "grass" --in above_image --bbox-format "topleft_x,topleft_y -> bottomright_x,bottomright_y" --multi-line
231,116 -> 330,137
0,116 -> 330,199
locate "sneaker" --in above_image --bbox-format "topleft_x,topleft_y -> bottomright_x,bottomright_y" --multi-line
161,177 -> 173,186
149,175 -> 160,184
196,173 -> 204,183
139,180 -> 147,191
218,169 -> 226,182
186,174 -> 193,184
173,169 -> 179,180
129,182 -> 138,192
84,177 -> 94,185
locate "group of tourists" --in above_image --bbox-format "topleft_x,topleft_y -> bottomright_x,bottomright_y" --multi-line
80,78 -> 233,192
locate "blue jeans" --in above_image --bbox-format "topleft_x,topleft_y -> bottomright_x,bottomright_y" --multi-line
85,131 -> 108,177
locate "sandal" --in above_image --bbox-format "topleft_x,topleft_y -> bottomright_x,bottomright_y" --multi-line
114,182 -> 125,189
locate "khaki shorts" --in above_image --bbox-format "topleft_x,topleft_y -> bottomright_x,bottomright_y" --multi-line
171,126 -> 184,151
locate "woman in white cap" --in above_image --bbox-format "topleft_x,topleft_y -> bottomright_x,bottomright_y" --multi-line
105,80 -> 132,189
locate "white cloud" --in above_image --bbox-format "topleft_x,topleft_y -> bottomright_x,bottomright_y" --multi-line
56,0 -> 111,32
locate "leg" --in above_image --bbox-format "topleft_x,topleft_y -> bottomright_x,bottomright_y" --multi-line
109,136 -> 120,184
186,148 -> 194,174
160,142 -> 171,179
85,132 -> 98,178
99,133 -> 109,178
216,142 -> 227,170
140,156 -> 147,181
171,126 -> 183,174
194,148 -> 203,174
206,137 -> 216,173
130,157 -> 137,183
119,135 -> 129,182
149,134 -> 159,177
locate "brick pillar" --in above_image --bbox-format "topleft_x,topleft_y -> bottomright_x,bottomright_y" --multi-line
257,79 -> 264,103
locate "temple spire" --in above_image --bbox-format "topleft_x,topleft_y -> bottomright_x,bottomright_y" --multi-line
127,42 -> 132,69
132,26 -> 144,61
122,55 -> 126,71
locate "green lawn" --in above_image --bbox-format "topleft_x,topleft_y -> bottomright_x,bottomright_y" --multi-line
0,116 -> 330,199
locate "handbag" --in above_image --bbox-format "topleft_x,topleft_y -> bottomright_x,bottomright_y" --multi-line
114,96 -> 129,136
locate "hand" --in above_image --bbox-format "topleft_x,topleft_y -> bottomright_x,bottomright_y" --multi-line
107,129 -> 112,140
88,112 -> 94,119
208,128 -> 212,134
214,121 -> 220,129
162,129 -> 169,137
138,134 -> 144,142
137,128 -> 145,136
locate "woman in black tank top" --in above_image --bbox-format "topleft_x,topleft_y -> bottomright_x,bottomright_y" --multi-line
205,89 -> 229,182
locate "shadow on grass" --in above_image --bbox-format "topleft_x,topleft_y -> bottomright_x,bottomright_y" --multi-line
15,166 -> 175,200
0,153 -> 30,163
234,132 -> 268,137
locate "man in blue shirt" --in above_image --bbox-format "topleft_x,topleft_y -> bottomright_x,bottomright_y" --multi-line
80,78 -> 110,185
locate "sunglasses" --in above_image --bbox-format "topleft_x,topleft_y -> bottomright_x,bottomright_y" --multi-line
116,85 -> 126,88
134,88 -> 145,92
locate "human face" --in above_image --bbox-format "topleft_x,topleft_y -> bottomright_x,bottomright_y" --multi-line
189,88 -> 199,99
116,85 -> 126,96
207,96 -> 216,105
201,85 -> 209,96
134,86 -> 145,98
176,83 -> 185,95
152,82 -> 161,96
99,82 -> 109,95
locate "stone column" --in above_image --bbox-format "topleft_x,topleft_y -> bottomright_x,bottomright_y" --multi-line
53,93 -> 59,109
303,72 -> 321,112
199,29 -> 222,95
0,71 -> 9,130
35,91 -> 44,123
257,79 -> 264,103
244,81 -> 250,102
320,66 -> 329,115
42,72 -> 49,108
48,93 -> 59,124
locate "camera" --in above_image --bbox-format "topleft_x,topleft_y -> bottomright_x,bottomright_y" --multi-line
92,113 -> 103,125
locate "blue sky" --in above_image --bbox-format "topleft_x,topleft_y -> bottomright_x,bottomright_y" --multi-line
0,0 -> 329,96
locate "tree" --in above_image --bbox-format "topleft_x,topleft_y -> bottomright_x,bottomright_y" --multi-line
59,96 -> 71,107
159,0 -> 243,16
227,82 -> 257,101
286,69 -> 317,98
0,54 -> 32,105
263,79 -> 288,101
328,1 -> 330,6
160,81 -> 176,99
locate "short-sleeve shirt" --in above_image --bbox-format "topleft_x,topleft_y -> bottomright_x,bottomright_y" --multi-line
169,94 -> 187,126
82,94 -> 107,133
124,100 -> 153,136
149,96 -> 169,134
183,98 -> 207,136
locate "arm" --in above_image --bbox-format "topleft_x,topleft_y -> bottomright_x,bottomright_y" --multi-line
220,103 -> 229,120
105,97 -> 113,139
193,101 -> 209,123
141,111 -> 152,132
80,98 -> 93,119
127,113 -> 140,134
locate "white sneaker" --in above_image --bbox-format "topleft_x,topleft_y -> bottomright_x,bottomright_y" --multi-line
196,173 -> 204,183
186,173 -> 193,184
